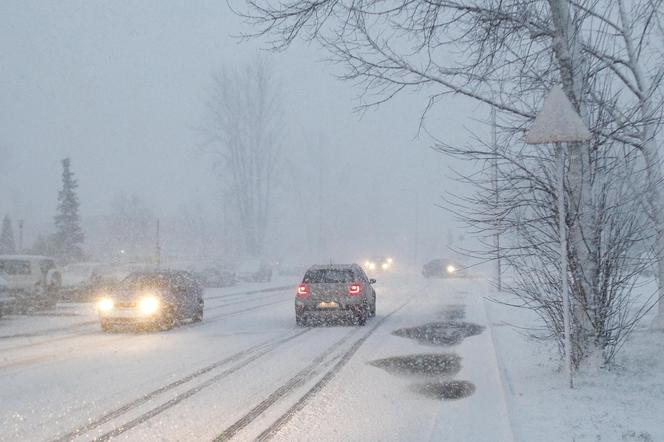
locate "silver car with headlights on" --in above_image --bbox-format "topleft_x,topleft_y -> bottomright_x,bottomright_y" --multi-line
96,270 -> 204,331
295,264 -> 376,326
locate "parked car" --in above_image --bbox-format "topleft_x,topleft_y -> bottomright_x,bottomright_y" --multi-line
295,264 -> 377,326
422,258 -> 467,278
363,256 -> 393,272
0,255 -> 61,311
195,267 -> 236,288
96,270 -> 204,331
0,272 -> 15,317
236,259 -> 272,283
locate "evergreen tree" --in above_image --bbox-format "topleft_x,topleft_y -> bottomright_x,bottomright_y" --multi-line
54,158 -> 84,263
0,215 -> 16,254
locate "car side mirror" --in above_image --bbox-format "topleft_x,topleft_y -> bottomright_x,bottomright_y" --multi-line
369,278 -> 376,284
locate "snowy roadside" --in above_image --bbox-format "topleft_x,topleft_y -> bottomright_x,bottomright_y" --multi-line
485,277 -> 664,442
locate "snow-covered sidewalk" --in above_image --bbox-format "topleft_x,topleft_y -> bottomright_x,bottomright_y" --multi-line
486,278 -> 664,442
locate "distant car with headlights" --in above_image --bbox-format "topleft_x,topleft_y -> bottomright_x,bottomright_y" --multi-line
422,258 -> 467,278
363,256 -> 393,272
295,264 -> 376,326
96,270 -> 204,331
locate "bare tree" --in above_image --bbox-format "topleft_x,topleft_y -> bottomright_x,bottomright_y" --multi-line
237,0 -> 664,365
202,57 -> 283,257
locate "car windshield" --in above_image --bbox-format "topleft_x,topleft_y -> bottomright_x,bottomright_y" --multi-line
303,269 -> 354,283
121,272 -> 172,289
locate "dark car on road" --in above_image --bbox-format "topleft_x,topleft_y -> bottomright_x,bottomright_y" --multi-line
422,258 -> 467,278
96,270 -> 204,331
295,264 -> 376,326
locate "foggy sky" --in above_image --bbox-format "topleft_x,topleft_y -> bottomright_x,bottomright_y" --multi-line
0,1 -> 486,262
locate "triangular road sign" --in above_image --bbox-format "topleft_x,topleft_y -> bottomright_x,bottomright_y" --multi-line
526,85 -> 591,144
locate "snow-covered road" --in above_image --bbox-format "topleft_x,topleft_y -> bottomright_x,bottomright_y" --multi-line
0,274 -> 513,441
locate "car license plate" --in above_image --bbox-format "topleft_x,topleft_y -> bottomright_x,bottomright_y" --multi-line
111,308 -> 139,318
318,301 -> 338,309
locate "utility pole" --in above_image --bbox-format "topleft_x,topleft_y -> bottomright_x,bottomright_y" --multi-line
492,107 -> 502,292
18,219 -> 24,253
414,190 -> 419,267
155,218 -> 161,269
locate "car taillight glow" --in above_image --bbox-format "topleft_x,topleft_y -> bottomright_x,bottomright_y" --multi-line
349,283 -> 362,295
297,284 -> 309,297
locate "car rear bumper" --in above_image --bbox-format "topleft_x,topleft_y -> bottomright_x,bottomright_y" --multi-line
295,298 -> 364,314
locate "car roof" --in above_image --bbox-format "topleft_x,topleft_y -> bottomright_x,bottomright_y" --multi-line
306,264 -> 358,271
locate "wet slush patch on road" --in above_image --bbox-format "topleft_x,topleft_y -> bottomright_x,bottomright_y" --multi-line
411,380 -> 475,400
368,353 -> 461,378
392,321 -> 485,346
440,304 -> 466,321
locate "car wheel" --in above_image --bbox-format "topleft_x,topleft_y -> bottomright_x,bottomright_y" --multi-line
157,306 -> 176,331
100,319 -> 113,332
193,300 -> 204,322
356,302 -> 368,326
370,296 -> 376,317
296,311 -> 306,327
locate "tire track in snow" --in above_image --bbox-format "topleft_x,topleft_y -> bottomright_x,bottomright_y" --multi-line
83,327 -> 313,442
0,321 -> 98,341
215,301 -> 409,442
204,291 -> 287,313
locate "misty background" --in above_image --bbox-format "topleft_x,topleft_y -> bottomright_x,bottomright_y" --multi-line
0,1 -> 485,266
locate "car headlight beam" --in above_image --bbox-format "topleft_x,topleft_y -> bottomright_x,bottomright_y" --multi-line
97,297 -> 114,312
138,296 -> 160,315
446,265 -> 456,274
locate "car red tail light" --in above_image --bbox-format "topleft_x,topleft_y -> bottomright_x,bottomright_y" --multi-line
297,284 -> 309,297
348,282 -> 362,296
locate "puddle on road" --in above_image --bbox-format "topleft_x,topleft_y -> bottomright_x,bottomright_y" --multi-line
368,353 -> 461,378
412,380 -> 475,400
392,321 -> 485,346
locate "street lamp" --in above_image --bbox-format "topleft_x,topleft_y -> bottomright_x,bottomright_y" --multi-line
526,85 -> 591,389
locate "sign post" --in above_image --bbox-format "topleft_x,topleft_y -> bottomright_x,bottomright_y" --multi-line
526,85 -> 591,388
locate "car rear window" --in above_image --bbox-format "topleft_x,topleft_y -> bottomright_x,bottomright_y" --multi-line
303,269 -> 354,283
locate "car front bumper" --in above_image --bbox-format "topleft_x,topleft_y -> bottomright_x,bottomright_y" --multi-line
98,308 -> 161,324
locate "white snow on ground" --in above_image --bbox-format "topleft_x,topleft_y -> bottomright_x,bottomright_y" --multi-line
0,272 -> 661,441
487,277 -> 664,442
